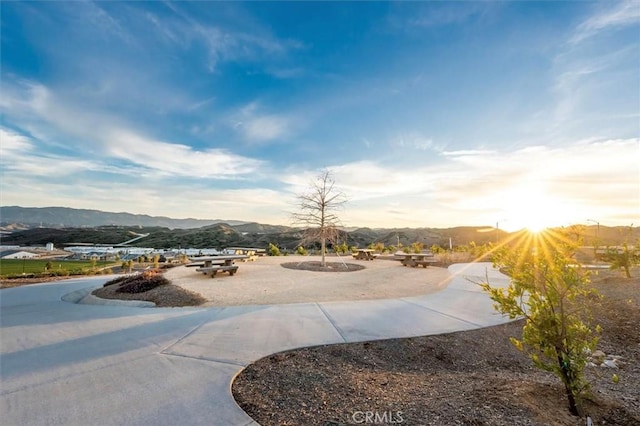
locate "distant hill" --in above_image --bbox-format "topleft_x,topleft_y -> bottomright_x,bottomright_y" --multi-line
1,206 -> 636,250
0,206 -> 246,229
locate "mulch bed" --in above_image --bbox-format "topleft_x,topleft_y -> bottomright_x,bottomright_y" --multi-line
93,283 -> 206,307
281,261 -> 365,272
232,273 -> 640,426
93,270 -> 206,307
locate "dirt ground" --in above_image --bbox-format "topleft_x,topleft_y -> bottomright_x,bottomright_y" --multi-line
4,260 -> 638,424
232,271 -> 640,426
163,256 -> 451,306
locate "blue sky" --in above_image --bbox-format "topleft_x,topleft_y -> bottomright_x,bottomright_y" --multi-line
1,1 -> 638,231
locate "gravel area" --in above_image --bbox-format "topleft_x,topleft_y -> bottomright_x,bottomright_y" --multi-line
163,255 -> 451,306
232,271 -> 640,426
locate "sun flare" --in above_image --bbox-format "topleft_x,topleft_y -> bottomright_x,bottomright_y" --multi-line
522,217 -> 551,234
502,184 -> 576,233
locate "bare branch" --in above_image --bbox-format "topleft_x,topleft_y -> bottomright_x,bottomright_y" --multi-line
290,169 -> 348,266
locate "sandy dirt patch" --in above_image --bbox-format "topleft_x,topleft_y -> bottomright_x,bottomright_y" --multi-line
163,255 -> 452,306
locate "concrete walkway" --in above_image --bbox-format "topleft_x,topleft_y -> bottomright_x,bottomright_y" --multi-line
0,263 -> 510,426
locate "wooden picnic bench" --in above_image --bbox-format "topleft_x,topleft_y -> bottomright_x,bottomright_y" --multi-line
189,254 -> 248,278
195,264 -> 239,277
395,252 -> 438,268
352,249 -> 379,261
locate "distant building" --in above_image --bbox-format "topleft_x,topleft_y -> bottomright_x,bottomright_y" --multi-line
46,242 -> 54,251
0,250 -> 38,259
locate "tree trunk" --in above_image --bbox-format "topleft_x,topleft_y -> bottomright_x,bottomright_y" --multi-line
321,237 -> 326,267
564,382 -> 580,416
558,356 -> 581,416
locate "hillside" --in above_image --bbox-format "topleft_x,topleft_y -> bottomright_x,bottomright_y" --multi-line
1,206 -> 636,250
0,206 -> 245,229
3,222 -> 635,251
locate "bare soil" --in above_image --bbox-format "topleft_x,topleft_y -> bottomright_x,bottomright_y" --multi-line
281,261 -> 365,272
232,271 -> 640,426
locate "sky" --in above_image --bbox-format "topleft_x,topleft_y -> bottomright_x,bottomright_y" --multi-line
1,1 -> 638,232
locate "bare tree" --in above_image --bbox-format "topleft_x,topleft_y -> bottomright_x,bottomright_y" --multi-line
291,169 -> 347,266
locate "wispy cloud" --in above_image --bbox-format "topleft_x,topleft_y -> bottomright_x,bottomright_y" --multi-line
0,128 -> 34,155
441,149 -> 497,157
105,130 -> 263,177
283,139 -> 639,228
548,1 -> 639,140
391,133 -> 440,152
406,2 -> 494,28
571,0 -> 640,44
0,128 -> 111,177
1,80 -> 264,179
232,102 -> 294,143
151,2 -> 304,73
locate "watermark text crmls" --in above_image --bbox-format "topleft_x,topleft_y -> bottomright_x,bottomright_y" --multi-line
352,410 -> 404,424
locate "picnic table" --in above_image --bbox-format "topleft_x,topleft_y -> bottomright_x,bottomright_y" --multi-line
394,252 -> 438,268
189,254 -> 248,277
352,249 -> 379,261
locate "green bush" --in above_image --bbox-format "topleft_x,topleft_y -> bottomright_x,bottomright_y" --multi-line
333,242 -> 349,254
6,273 -> 35,279
296,246 -> 308,256
267,243 -> 281,256
481,243 -> 600,416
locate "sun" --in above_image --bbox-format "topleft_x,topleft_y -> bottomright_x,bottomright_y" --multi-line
502,185 -> 573,233
524,220 -> 548,234
506,211 -> 554,233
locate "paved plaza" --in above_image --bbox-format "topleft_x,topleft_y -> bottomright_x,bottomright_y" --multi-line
1,261 -> 510,425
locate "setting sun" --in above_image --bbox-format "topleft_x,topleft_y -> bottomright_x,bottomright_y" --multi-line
501,185 -> 577,233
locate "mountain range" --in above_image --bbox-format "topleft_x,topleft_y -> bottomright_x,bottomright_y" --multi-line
1,206 -> 635,250
0,206 -> 245,229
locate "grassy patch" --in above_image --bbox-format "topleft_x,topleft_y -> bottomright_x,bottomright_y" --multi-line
0,259 -> 117,278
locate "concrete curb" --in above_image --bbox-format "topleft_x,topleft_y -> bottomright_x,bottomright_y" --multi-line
61,286 -> 156,307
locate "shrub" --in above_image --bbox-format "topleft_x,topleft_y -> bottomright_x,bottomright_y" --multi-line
333,242 -> 349,254
481,242 -> 600,416
605,243 -> 639,278
115,271 -> 169,294
296,246 -> 308,256
6,273 -> 35,279
411,242 -> 424,253
267,243 -> 281,256
430,244 -> 446,254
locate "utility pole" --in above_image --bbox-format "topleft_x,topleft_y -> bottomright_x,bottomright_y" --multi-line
587,219 -> 600,243
495,218 -> 508,243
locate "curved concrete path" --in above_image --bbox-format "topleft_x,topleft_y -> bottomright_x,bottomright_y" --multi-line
0,263 -> 510,426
